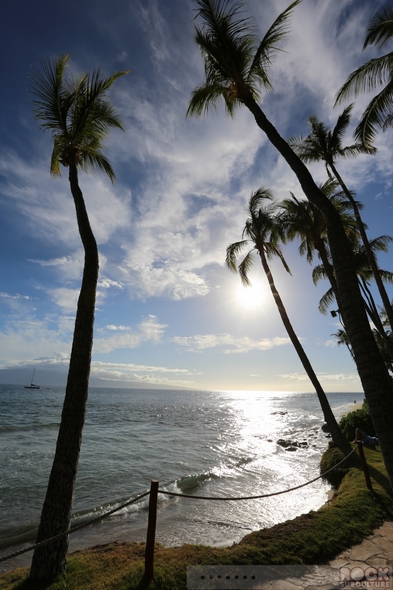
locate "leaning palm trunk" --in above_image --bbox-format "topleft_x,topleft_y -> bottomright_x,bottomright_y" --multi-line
359,277 -> 393,358
257,247 -> 349,449
242,93 -> 393,488
30,163 -> 99,579
329,161 -> 393,331
313,236 -> 341,308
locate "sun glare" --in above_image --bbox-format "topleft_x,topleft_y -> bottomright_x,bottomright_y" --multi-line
236,282 -> 264,309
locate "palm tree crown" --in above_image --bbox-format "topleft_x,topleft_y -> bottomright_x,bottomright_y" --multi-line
187,0 -> 301,117
226,188 -> 290,284
288,105 -> 376,169
280,179 -> 359,266
30,54 -> 128,181
335,5 -> 393,146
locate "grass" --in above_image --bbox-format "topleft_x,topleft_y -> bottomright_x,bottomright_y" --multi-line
1,443 -> 392,590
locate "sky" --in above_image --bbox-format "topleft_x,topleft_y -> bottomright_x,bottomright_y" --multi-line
0,0 -> 392,392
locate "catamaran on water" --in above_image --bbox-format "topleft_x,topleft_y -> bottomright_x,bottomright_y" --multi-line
25,369 -> 40,390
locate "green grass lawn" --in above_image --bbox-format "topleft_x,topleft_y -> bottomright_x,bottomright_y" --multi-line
1,443 -> 392,590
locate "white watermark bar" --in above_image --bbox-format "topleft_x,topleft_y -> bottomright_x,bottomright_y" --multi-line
187,565 -> 392,589
339,565 -> 391,588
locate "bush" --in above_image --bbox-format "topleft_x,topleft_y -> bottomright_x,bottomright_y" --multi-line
338,401 -> 375,442
320,445 -> 351,488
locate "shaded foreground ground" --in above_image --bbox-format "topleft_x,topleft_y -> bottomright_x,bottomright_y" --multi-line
0,444 -> 392,590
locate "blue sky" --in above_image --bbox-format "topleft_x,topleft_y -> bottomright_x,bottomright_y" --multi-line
0,0 -> 392,391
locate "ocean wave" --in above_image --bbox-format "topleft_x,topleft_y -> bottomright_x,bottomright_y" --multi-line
175,472 -> 218,493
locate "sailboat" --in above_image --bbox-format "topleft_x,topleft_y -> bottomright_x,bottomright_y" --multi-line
25,368 -> 40,389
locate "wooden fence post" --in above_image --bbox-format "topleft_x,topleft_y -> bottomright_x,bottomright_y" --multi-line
144,479 -> 159,582
357,442 -> 373,491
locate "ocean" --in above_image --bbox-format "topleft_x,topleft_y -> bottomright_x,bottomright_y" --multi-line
0,386 -> 362,573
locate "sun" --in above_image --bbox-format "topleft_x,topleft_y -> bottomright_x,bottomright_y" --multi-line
236,282 -> 265,309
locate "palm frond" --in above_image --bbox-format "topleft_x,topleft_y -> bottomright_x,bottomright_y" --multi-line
187,82 -> 236,117
338,143 -> 377,158
320,177 -> 340,196
335,53 -> 393,104
72,70 -> 127,142
30,54 -> 71,134
225,239 -> 250,271
248,0 -> 302,90
382,112 -> 393,130
364,6 -> 393,50
267,244 -> 291,274
50,136 -> 63,177
331,104 -> 353,147
368,234 -> 393,253
193,0 -> 253,41
379,269 -> 393,284
318,287 -> 336,314
80,150 -> 116,183
353,77 -> 393,145
312,263 -> 327,286
238,249 -> 254,286
248,186 -> 274,212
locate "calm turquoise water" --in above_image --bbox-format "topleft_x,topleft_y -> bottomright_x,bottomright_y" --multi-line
0,386 -> 362,571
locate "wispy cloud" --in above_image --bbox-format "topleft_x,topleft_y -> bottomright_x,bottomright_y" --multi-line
94,316 -> 167,353
280,372 -> 360,382
173,334 -> 290,354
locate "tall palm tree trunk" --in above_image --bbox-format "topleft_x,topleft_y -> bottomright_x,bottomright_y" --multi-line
358,278 -> 393,357
257,247 -> 349,449
329,161 -> 393,331
314,237 -> 341,306
30,163 -> 99,580
243,94 -> 393,488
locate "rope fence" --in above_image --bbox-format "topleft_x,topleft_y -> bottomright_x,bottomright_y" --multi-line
0,491 -> 150,564
0,443 -> 368,583
158,445 -> 357,500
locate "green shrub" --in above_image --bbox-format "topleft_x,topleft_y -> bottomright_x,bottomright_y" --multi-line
339,402 -> 375,442
320,446 -> 350,488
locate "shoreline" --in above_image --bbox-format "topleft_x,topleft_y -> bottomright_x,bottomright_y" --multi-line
1,398 -> 363,575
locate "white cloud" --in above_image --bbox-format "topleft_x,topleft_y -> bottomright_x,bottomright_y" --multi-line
98,278 -> 124,289
324,340 -> 337,348
0,150 -> 131,248
0,292 -> 30,301
93,315 -> 167,353
280,371 -> 359,382
89,360 -> 196,387
0,322 -> 72,364
48,288 -> 79,314
172,334 -> 290,354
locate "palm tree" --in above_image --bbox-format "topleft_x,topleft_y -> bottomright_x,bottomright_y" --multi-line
335,5 -> 393,147
281,180 -> 393,353
288,105 -> 393,331
280,179 -> 359,312
314,237 -> 393,360
29,55 -> 128,580
188,0 -> 393,490
226,188 -> 349,448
